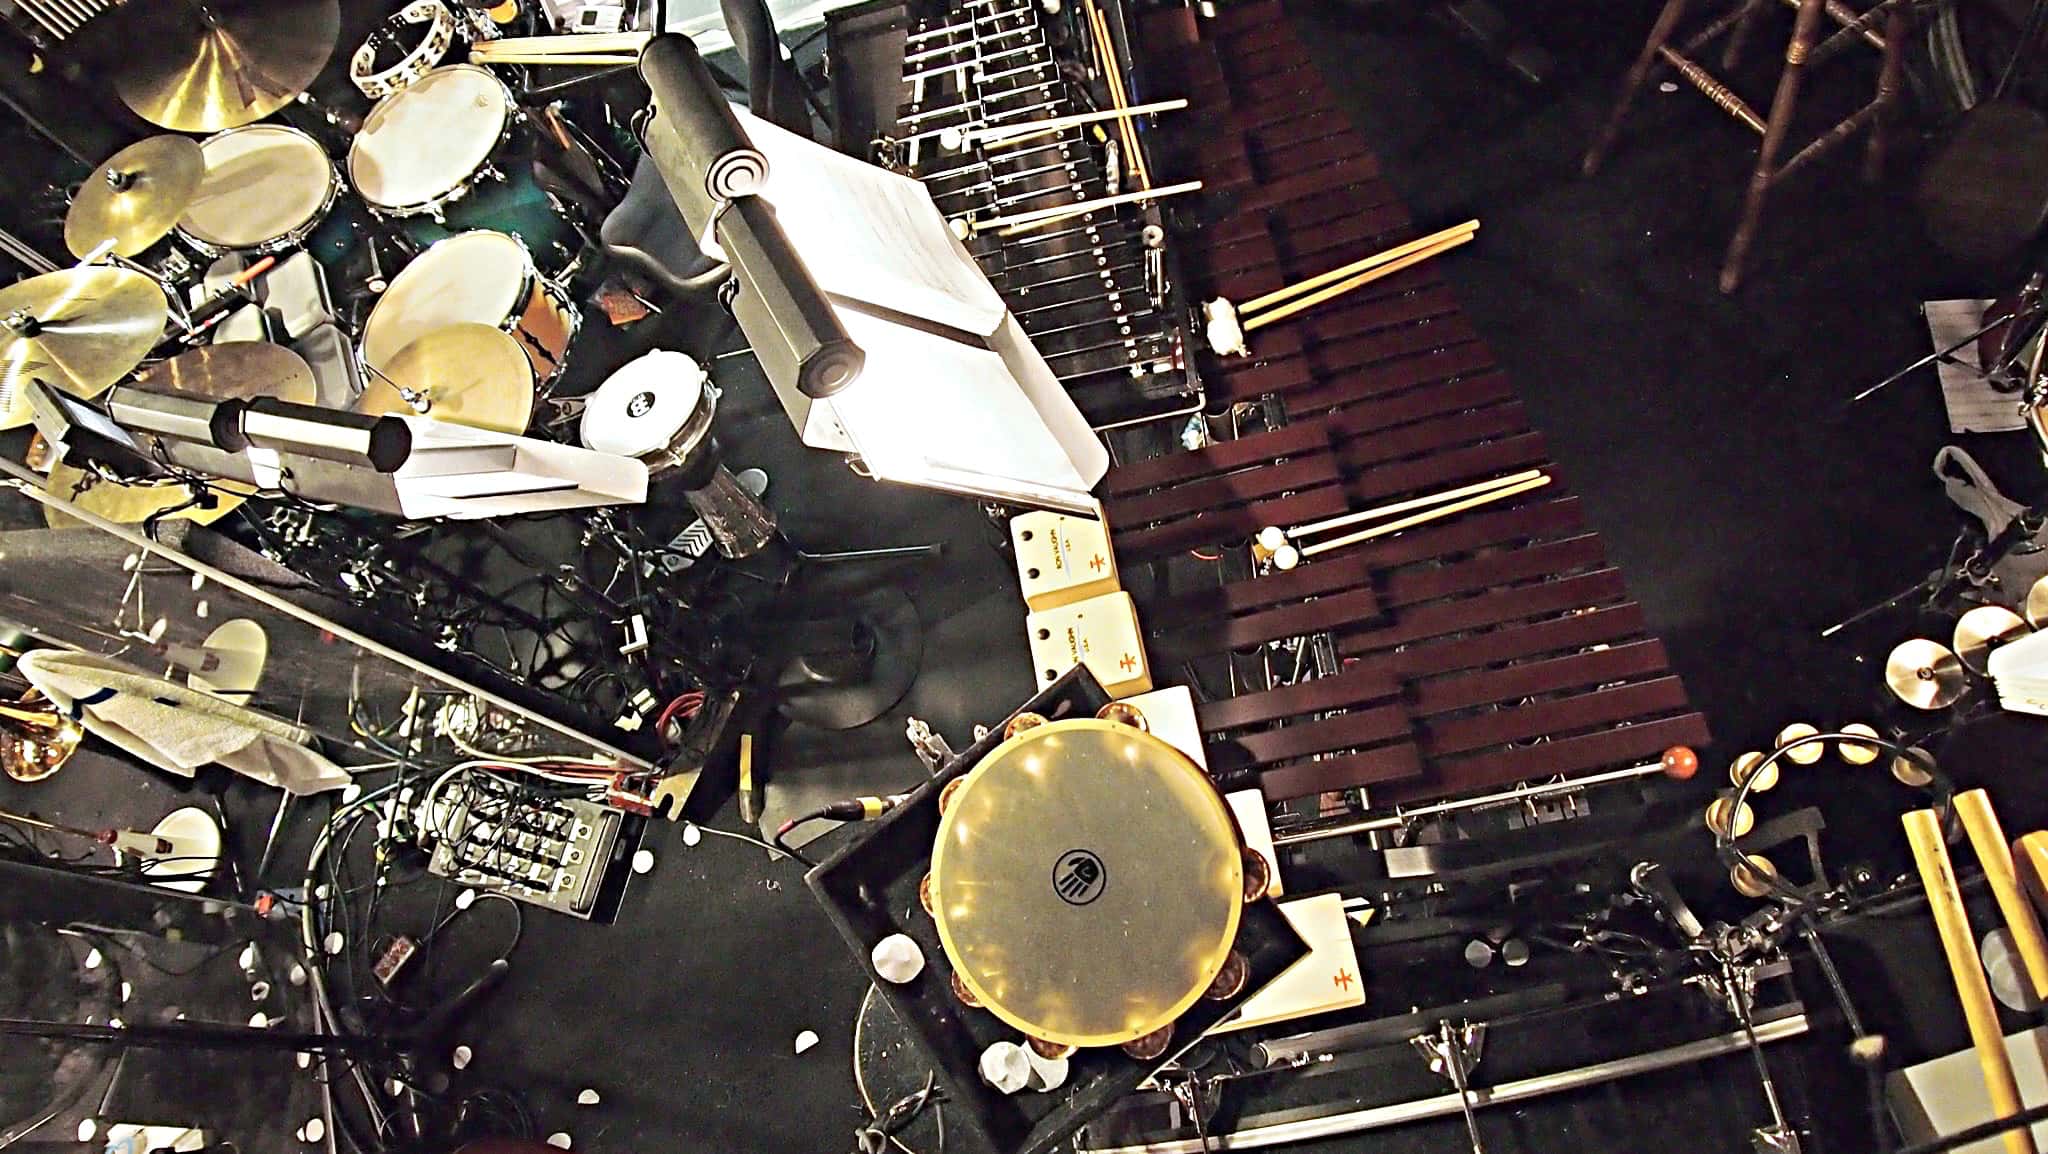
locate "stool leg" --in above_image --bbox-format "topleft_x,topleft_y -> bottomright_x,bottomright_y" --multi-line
1720,0 -> 1829,293
1863,7 -> 1909,181
1720,0 -> 1770,69
1582,0 -> 1694,177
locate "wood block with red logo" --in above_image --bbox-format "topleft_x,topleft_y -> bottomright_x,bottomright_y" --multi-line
1025,590 -> 1153,699
1011,509 -> 1122,611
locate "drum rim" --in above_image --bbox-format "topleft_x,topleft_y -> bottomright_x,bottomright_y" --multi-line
361,229 -> 542,367
348,63 -> 516,215
178,124 -> 340,252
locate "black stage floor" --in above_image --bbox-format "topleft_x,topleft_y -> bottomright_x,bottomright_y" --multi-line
6,3 -> 2045,1152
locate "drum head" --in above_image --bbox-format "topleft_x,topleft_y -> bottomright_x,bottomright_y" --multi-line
580,350 -> 706,458
931,718 -> 1244,1047
349,64 -> 509,211
183,126 -> 333,249
362,231 -> 532,370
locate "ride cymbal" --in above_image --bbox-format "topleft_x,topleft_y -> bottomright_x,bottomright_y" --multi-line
1885,639 -> 1966,710
1954,605 -> 2031,673
107,0 -> 340,132
65,136 -> 205,259
356,324 -> 534,434
0,267 -> 167,430
930,718 -> 1243,1048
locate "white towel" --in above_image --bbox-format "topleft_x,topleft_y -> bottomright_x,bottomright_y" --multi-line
19,650 -> 349,795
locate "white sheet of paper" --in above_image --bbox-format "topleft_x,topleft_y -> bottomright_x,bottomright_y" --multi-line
1208,894 -> 1364,1033
1926,299 -> 2028,434
1889,1026 -> 2048,1154
732,105 -> 1005,337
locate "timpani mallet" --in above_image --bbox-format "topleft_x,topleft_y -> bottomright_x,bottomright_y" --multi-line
1903,807 -> 2040,1154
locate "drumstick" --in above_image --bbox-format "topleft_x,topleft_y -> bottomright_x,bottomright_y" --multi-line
1242,231 -> 1474,333
2016,832 -> 2048,918
1956,790 -> 2048,1001
1299,475 -> 1551,559
472,31 -> 651,54
1239,220 -> 1481,316
1904,808 -> 2039,1154
468,52 -> 638,66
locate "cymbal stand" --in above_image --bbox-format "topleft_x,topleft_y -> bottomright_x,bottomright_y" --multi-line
76,237 -> 195,334
1719,957 -> 1803,1154
1412,1020 -> 1489,1154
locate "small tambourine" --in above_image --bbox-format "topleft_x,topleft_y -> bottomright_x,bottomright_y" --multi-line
350,0 -> 459,100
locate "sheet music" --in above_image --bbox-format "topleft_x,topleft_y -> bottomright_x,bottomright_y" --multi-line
730,106 -> 1006,338
1925,299 -> 2028,434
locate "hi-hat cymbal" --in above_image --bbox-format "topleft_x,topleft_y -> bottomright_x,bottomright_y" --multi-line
1885,638 -> 1967,710
356,324 -> 534,434
1954,605 -> 2031,673
106,0 -> 340,133
0,267 -> 167,431
931,718 -> 1243,1048
133,342 -> 318,405
64,136 -> 204,259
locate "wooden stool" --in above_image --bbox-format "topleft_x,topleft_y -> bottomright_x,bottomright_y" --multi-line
1583,0 -> 1913,293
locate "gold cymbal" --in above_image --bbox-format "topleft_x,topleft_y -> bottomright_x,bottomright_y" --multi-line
2028,576 -> 2048,629
0,267 -> 167,431
134,342 -> 317,405
105,0 -> 340,133
356,324 -> 535,434
1885,639 -> 1966,710
41,459 -> 253,529
1954,605 -> 2031,673
931,718 -> 1243,1048
65,135 -> 205,259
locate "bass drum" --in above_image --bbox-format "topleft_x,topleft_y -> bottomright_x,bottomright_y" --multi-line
347,64 -> 578,274
360,230 -> 578,389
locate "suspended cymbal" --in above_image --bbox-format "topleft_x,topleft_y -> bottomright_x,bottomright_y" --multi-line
108,0 -> 340,133
41,459 -> 254,529
133,342 -> 317,405
65,136 -> 205,259
1954,605 -> 2031,673
1885,638 -> 1966,710
0,267 -> 167,431
356,324 -> 534,434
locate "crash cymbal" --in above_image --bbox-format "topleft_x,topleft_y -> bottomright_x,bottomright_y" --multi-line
1885,639 -> 1967,710
930,718 -> 1243,1048
0,267 -> 167,431
64,136 -> 204,259
2027,576 -> 2048,630
356,324 -> 534,434
133,342 -> 317,405
41,460 -> 253,529
107,0 -> 340,133
1954,605 -> 2032,673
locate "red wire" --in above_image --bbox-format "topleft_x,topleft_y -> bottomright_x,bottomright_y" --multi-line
654,692 -> 706,742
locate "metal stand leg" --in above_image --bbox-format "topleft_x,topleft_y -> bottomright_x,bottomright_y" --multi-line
1724,960 -> 1803,1154
1413,1021 -> 1489,1154
1862,9 -> 1908,182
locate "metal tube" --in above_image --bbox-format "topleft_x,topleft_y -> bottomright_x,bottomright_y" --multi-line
1270,760 -> 1666,847
1081,1014 -> 1810,1154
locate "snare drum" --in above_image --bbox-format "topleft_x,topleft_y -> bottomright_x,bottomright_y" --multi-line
348,65 -> 578,271
178,125 -> 340,257
361,230 -> 579,386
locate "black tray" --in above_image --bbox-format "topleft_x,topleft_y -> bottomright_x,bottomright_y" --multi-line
807,667 -> 1309,1154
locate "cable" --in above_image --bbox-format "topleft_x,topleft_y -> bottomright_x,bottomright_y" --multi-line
695,821 -> 814,868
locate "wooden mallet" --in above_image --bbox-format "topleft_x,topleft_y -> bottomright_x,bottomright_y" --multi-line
1203,220 -> 1479,357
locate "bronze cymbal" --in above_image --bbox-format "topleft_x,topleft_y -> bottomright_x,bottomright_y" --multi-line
108,0 -> 340,133
2027,576 -> 2048,629
356,324 -> 534,434
1954,605 -> 2031,673
133,342 -> 318,405
41,458 -> 253,529
65,136 -> 205,259
1885,639 -> 1966,710
0,267 -> 167,431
